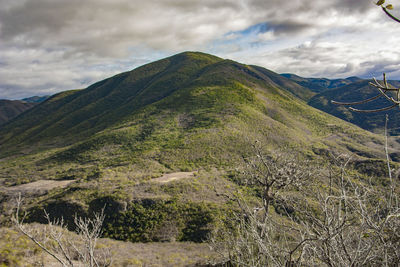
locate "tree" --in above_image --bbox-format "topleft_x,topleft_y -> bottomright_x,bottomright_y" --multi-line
211,148 -> 314,266
211,144 -> 400,266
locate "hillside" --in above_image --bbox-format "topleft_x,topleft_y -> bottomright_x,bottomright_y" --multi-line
308,80 -> 400,135
22,95 -> 50,103
281,73 -> 363,93
0,52 -> 394,249
0,100 -> 36,125
0,52 -> 316,152
282,73 -> 400,134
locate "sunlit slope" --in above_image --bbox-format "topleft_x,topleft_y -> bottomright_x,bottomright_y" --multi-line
0,52 -> 391,244
0,52 -> 385,184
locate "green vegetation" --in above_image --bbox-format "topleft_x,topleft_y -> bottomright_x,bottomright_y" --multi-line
0,52 -> 398,264
102,199 -> 219,242
0,226 -> 217,266
0,228 -> 40,266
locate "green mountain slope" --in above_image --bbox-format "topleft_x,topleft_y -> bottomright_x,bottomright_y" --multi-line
0,53 -> 316,151
249,67 -> 315,100
0,100 -> 36,126
0,51 -> 388,190
0,53 -> 221,147
0,52 -> 391,244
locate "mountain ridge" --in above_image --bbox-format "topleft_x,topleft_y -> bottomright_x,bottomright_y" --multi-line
22,95 -> 50,103
0,99 -> 36,126
308,79 -> 400,134
281,73 -> 364,93
0,52 -> 315,151
0,51 -> 397,248
0,51 -> 388,179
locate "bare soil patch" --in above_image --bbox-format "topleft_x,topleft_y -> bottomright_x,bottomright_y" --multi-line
5,179 -> 75,194
152,172 -> 196,183
325,134 -> 340,141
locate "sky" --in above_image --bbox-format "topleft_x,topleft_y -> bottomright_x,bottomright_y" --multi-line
1,0 -> 400,99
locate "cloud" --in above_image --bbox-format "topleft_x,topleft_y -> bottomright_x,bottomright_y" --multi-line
0,0 -> 400,99
238,35 -> 400,79
0,0 -> 252,57
267,21 -> 311,36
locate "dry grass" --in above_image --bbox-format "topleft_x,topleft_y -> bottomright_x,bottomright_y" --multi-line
0,225 -> 219,267
105,239 -> 216,266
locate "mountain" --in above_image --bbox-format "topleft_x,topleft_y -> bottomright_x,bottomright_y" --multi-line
281,73 -> 363,93
0,52 -> 316,152
0,95 -> 50,126
250,67 -> 315,100
22,95 -> 50,103
308,80 -> 400,135
0,99 -> 36,125
282,73 -> 400,134
0,52 -> 391,245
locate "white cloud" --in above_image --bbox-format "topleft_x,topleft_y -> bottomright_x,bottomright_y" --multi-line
1,0 -> 400,98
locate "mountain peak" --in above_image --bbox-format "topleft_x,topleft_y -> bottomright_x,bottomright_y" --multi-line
0,52 -> 323,149
164,51 -> 223,65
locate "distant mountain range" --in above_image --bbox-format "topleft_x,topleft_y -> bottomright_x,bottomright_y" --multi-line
22,95 -> 50,103
307,80 -> 400,135
2,65 -> 399,136
281,73 -> 363,93
0,52 -> 383,156
0,96 -> 49,125
0,100 -> 36,125
280,73 -> 400,134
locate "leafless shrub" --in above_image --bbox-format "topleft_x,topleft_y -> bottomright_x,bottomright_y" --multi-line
211,146 -> 314,266
296,154 -> 400,266
241,142 -> 313,214
12,194 -> 112,267
211,143 -> 400,266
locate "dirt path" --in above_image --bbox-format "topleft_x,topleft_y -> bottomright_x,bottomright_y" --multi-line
152,172 -> 196,183
6,179 -> 75,194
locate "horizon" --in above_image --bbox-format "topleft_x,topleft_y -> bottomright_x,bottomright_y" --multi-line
1,0 -> 400,99
0,50 -> 381,100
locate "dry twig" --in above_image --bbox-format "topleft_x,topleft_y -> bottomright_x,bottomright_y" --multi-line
332,74 -> 400,113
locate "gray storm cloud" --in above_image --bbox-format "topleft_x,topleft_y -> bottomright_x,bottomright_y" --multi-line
0,0 -> 399,99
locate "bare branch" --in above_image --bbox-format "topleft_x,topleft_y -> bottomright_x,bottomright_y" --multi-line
348,103 -> 398,113
211,146 -> 400,266
12,194 -> 68,266
333,73 -> 400,113
382,6 -> 400,23
11,198 -> 111,267
331,94 -> 382,106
